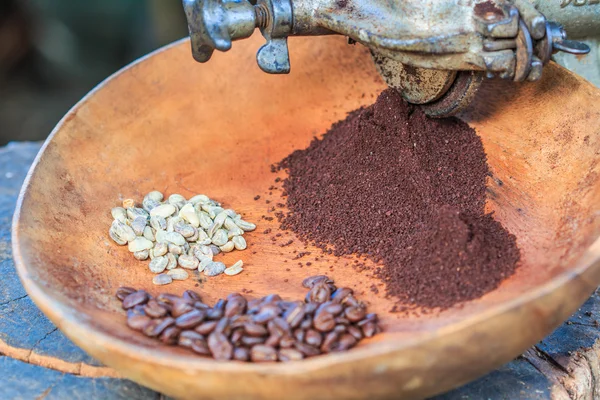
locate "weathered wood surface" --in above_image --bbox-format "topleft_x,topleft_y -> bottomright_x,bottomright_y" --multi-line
2,142 -> 599,398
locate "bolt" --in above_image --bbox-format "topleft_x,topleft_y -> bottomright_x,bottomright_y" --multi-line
254,4 -> 270,29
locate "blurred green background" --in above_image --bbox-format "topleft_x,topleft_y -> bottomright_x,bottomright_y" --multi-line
0,0 -> 187,145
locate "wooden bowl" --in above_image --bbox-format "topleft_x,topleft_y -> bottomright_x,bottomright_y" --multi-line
12,36 -> 600,399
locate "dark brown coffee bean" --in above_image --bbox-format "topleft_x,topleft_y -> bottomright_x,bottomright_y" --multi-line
160,326 -> 180,345
331,287 -> 353,303
327,283 -> 337,293
175,309 -> 206,329
156,293 -> 184,305
195,320 -> 218,335
171,300 -> 195,318
194,301 -> 210,310
251,345 -> 277,362
278,348 -> 304,361
233,347 -> 250,361
320,331 -> 340,353
294,342 -> 320,357
264,334 -> 281,347
305,329 -> 323,347
356,313 -> 378,326
262,294 -> 282,304
302,275 -> 330,289
241,336 -> 266,346
128,304 -> 146,317
122,290 -> 150,309
252,304 -> 280,324
146,317 -> 175,337
334,316 -> 350,325
144,300 -> 168,318
347,325 -> 363,340
334,324 -> 347,333
305,284 -> 331,304
313,310 -> 335,332
300,316 -> 313,330
362,322 -> 377,338
215,317 -> 231,335
206,299 -> 226,320
333,333 -> 357,351
116,287 -> 136,301
317,301 -> 343,316
183,290 -> 202,302
247,298 -> 262,313
231,328 -> 244,346
225,294 -> 247,317
244,322 -> 268,337
229,315 -> 251,329
179,330 -> 205,347
345,305 -> 366,322
303,303 -> 318,314
127,314 -> 151,331
268,317 -> 290,337
341,295 -> 360,307
293,328 -> 305,343
191,338 -> 211,355
283,303 -> 305,328
208,332 -> 233,360
280,335 -> 295,348
156,300 -> 173,313
277,301 -> 295,310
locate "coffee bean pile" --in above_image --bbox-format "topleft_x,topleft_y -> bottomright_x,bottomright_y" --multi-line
117,276 -> 380,362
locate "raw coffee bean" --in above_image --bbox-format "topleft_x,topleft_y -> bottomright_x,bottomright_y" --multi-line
345,305 -> 367,322
116,287 -> 136,301
183,290 -> 203,302
160,326 -> 181,345
127,314 -> 151,331
225,294 -> 247,317
283,303 -> 305,328
334,333 -> 357,351
293,342 -> 320,357
305,329 -> 323,347
321,331 -> 340,353
195,320 -> 218,335
362,322 -> 378,338
293,329 -> 305,343
122,291 -> 150,309
231,329 -> 244,346
208,332 -> 233,360
214,317 -> 230,335
244,322 -> 268,337
305,283 -> 331,303
233,347 -> 250,361
179,330 -> 205,348
241,336 -> 266,346
152,273 -> 173,286
278,348 -> 304,362
171,301 -> 195,318
331,287 -> 353,303
144,300 -> 168,318
251,345 -> 277,362
347,325 -> 363,340
253,304 -> 280,324
279,335 -> 295,348
302,275 -> 331,289
191,339 -> 211,356
175,309 -> 206,329
313,310 -> 335,332
144,317 -> 175,337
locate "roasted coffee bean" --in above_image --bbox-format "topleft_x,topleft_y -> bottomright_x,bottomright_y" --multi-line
208,332 -> 233,360
264,334 -> 281,347
362,322 -> 378,338
233,347 -> 250,361
341,295 -> 360,307
122,290 -> 150,309
317,302 -> 343,316
345,305 -> 366,322
116,287 -> 136,301
183,290 -> 202,302
178,330 -> 205,348
229,315 -> 251,329
268,317 -> 291,337
313,310 -> 335,332
278,348 -> 304,362
195,320 -> 218,335
334,333 -> 357,351
144,300 -> 168,318
293,328 -> 305,343
244,322 -> 268,337
321,331 -> 340,353
128,304 -> 146,317
175,309 -> 206,329
334,317 -> 350,325
247,298 -> 262,313
191,339 -> 211,355
278,301 -> 295,311
305,329 -> 323,347
303,303 -> 318,314
160,326 -> 180,345
194,301 -> 210,310
300,316 -> 313,330
302,275 -> 331,289
262,294 -> 282,304
215,317 -> 231,335
283,303 -> 305,328
357,313 -> 378,326
171,300 -> 195,318
241,336 -> 266,346
127,314 -> 151,331
331,287 -> 353,303
327,283 -> 337,293
144,317 -> 175,337
225,294 -> 247,317
347,325 -> 363,341
294,342 -> 320,357
156,293 -> 184,305
279,335 -> 295,348
334,324 -> 347,333
231,329 -> 244,345
252,304 -> 280,323
305,284 -> 331,304
206,299 -> 226,320
251,345 -> 277,362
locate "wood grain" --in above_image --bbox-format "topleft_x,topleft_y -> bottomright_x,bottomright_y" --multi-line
11,36 -> 600,399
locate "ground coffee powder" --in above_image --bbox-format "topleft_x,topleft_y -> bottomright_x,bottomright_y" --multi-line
276,89 -> 520,309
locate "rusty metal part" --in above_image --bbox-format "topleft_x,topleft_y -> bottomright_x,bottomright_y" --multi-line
526,56 -> 543,82
512,0 -> 546,40
420,71 -> 484,118
514,20 -> 533,82
372,53 -> 456,105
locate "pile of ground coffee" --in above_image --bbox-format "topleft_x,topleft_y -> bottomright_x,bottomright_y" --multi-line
276,89 -> 520,309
